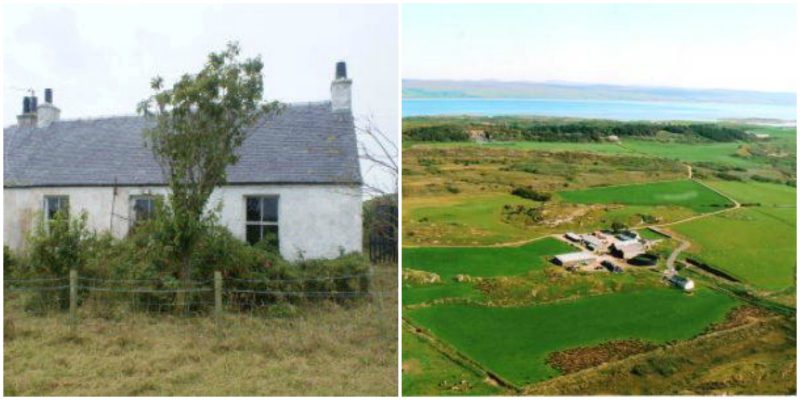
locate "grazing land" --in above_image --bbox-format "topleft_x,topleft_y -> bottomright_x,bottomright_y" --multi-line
4,264 -> 397,396
407,288 -> 738,386
558,180 -> 732,212
402,116 -> 796,395
403,238 -> 573,279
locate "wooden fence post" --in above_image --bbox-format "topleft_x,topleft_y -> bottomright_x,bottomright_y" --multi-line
69,269 -> 78,333
214,270 -> 222,337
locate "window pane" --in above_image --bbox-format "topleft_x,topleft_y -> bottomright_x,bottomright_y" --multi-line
134,198 -> 155,222
245,224 -> 261,245
262,197 -> 278,222
46,196 -> 68,220
246,198 -> 261,222
263,225 -> 279,251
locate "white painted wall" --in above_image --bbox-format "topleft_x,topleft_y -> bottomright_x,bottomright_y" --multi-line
3,184 -> 362,261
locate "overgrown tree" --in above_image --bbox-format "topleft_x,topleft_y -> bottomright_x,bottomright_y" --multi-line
137,42 -> 281,293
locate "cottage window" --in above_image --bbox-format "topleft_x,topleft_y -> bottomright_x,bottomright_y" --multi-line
43,195 -> 69,221
130,195 -> 158,228
245,196 -> 279,249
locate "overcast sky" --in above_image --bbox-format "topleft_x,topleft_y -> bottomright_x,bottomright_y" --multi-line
3,3 -> 398,195
404,3 -> 797,92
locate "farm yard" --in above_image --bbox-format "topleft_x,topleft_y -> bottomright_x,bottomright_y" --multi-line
402,116 -> 796,395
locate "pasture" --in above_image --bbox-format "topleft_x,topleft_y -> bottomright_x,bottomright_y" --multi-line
702,180 -> 796,206
402,325 -> 504,396
402,237 -> 574,280
406,288 -> 738,386
558,179 -> 732,212
671,207 -> 796,291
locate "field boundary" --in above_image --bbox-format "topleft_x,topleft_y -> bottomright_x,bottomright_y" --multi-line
402,317 -> 521,392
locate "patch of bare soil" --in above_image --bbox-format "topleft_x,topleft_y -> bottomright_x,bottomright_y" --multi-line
547,340 -> 657,374
707,305 -> 775,333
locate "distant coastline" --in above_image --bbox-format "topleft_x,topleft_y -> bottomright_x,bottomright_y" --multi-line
403,79 -> 796,106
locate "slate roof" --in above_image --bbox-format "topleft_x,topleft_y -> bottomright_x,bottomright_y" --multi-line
4,102 -> 362,187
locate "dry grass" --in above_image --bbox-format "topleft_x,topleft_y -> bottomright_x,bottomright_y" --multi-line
3,264 -> 398,396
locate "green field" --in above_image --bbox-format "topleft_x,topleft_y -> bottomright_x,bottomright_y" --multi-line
702,180 -> 796,206
406,194 -> 539,245
407,288 -> 739,386
402,326 -> 503,396
671,207 -> 796,290
403,238 -> 574,280
403,281 -> 483,306
559,180 -> 732,212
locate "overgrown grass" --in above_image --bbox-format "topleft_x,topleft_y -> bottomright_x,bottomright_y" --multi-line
702,180 -> 796,206
3,264 -> 398,396
406,288 -> 739,387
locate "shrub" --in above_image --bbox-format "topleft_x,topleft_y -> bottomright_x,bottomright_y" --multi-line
714,171 -> 743,181
510,187 -> 552,202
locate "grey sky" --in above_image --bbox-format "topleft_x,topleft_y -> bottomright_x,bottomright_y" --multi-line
3,3 -> 398,195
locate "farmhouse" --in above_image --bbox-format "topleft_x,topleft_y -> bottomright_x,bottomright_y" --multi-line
554,251 -> 597,267
4,62 -> 363,261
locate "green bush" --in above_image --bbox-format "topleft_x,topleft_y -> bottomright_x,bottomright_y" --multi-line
510,187 -> 552,202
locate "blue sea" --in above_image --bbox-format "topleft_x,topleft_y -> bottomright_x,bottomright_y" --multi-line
402,98 -> 797,122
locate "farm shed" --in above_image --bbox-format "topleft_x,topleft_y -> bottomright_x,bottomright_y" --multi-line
580,234 -> 606,251
610,242 -> 646,260
4,62 -> 363,261
554,251 -> 597,267
564,232 -> 581,242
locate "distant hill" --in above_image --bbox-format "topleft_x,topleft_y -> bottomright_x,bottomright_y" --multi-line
403,79 -> 795,105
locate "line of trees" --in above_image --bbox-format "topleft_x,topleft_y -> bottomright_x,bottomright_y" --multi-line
403,120 -> 751,143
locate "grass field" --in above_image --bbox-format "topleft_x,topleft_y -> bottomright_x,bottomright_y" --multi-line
671,207 -> 796,291
3,264 -> 398,396
559,179 -> 732,212
403,281 -> 483,306
403,237 -> 574,280
406,288 -> 739,387
702,180 -> 796,206
404,194 -> 539,245
402,325 -> 504,396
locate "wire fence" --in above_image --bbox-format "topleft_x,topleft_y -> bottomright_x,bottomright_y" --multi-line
4,269 -> 395,336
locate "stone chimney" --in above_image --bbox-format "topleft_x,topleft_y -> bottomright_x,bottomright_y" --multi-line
37,88 -> 60,128
16,95 -> 37,127
330,61 -> 352,112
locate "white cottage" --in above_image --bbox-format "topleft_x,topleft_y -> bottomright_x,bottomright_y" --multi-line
4,63 -> 363,261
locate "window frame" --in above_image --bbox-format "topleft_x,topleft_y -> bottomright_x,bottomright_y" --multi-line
244,195 -> 280,247
129,194 -> 159,229
43,195 -> 69,221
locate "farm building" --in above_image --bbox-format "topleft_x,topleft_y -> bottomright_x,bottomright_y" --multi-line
564,232 -> 581,242
606,135 -> 620,142
554,251 -> 597,267
749,132 -> 771,141
668,275 -> 695,291
610,242 -> 646,260
4,63 -> 363,261
580,234 -> 606,251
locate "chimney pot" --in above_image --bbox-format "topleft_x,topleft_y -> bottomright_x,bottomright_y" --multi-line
23,97 -> 31,114
30,95 -> 38,112
45,88 -> 53,104
330,61 -> 352,112
335,61 -> 347,80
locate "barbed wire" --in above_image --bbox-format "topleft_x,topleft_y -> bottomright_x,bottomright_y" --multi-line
4,285 -> 70,292
77,285 -> 214,294
227,272 -> 373,283
3,277 -> 68,283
